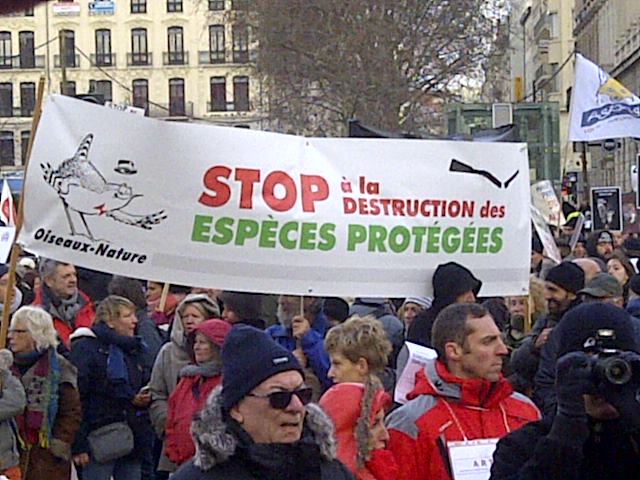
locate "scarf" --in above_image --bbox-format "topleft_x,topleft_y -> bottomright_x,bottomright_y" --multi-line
93,323 -> 147,400
179,361 -> 222,378
42,283 -> 84,326
12,348 -> 60,449
0,287 -> 22,316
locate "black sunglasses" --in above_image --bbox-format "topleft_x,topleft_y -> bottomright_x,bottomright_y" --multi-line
247,387 -> 313,409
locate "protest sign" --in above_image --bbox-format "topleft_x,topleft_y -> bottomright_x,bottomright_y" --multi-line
591,187 -> 622,231
395,342 -> 438,404
531,205 -> 561,264
18,95 -> 531,297
531,180 -> 564,225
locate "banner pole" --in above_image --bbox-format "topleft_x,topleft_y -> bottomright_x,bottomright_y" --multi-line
158,282 -> 171,313
0,77 -> 46,348
581,142 -> 590,205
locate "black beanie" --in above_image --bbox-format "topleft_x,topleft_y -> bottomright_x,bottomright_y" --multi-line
221,325 -> 303,410
556,303 -> 639,357
219,291 -> 262,321
545,262 -> 585,294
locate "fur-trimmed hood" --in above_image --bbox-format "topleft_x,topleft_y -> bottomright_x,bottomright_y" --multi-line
192,387 -> 337,471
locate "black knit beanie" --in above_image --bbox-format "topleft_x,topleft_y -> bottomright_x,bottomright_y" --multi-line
545,262 -> 585,294
556,303 -> 639,358
219,291 -> 262,321
221,324 -> 303,410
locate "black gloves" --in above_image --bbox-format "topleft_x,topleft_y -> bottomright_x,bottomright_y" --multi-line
555,351 -> 596,418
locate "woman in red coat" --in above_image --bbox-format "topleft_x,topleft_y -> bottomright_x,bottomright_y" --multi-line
320,379 -> 398,480
164,319 -> 231,466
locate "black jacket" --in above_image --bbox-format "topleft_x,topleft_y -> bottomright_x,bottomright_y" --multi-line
407,262 -> 481,346
171,388 -> 354,480
490,415 -> 640,480
69,323 -> 153,459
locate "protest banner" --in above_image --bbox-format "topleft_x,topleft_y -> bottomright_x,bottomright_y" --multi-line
18,95 -> 531,297
591,187 -> 622,231
530,205 -> 561,264
395,342 -> 437,404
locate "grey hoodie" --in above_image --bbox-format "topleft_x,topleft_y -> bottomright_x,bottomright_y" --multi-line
149,293 -> 220,472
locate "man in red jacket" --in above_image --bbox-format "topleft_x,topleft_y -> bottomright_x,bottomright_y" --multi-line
34,259 -> 95,348
387,303 -> 540,480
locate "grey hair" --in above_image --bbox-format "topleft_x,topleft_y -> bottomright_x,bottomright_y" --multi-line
38,258 -> 70,280
11,306 -> 59,350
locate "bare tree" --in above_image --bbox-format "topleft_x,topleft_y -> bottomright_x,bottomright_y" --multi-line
246,0 -> 507,136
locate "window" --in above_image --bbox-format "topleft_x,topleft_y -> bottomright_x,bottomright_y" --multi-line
59,30 -> 76,67
0,132 -> 14,166
60,81 -> 76,96
0,83 -> 13,117
169,78 -> 185,116
208,25 -> 225,63
131,28 -> 149,65
132,79 -> 149,114
231,0 -> 248,10
167,0 -> 183,12
0,32 -> 12,69
25,7 -> 34,16
233,76 -> 249,111
19,31 -> 35,68
95,29 -> 112,66
20,82 -> 35,117
167,27 -> 184,64
89,80 -> 113,103
131,0 -> 147,13
210,77 -> 226,111
21,131 -> 30,164
209,0 -> 225,10
232,25 -> 248,63
549,12 -> 559,39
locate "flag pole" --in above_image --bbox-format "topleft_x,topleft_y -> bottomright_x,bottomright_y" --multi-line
0,77 -> 46,348
581,142 -> 590,206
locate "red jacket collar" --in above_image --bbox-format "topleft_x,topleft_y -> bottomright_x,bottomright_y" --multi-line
407,360 -> 513,408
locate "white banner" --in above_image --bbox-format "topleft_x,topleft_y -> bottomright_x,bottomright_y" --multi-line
18,95 -> 531,297
569,54 -> 640,141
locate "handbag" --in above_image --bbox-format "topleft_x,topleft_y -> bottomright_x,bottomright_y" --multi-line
87,421 -> 134,464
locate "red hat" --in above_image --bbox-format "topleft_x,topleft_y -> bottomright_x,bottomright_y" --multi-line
192,318 -> 232,348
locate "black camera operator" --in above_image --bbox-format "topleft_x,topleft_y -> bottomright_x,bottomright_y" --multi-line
491,303 -> 640,480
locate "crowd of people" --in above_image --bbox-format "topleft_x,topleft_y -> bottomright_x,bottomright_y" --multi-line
0,226 -> 639,479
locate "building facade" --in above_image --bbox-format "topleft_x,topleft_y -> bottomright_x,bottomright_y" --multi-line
509,0 -> 580,181
574,0 -> 640,193
0,0 -> 263,169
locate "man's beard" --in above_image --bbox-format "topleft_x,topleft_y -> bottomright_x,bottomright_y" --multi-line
277,304 -> 295,329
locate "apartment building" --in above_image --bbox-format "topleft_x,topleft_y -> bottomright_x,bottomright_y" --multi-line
0,0 -> 263,169
574,0 -> 640,192
509,0 -> 579,180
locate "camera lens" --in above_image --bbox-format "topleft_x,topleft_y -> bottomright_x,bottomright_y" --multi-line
603,357 -> 633,385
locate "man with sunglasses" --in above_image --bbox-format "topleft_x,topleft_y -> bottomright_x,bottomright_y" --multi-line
172,324 -> 354,479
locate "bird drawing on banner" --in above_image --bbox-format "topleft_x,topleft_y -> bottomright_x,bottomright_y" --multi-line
41,133 -> 166,241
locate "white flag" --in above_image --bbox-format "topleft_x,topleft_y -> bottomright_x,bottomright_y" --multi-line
0,180 -> 16,226
568,53 -> 640,141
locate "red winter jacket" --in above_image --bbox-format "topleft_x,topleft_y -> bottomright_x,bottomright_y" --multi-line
386,360 -> 540,480
164,319 -> 231,465
164,374 -> 222,465
320,382 -> 398,480
33,288 -> 95,348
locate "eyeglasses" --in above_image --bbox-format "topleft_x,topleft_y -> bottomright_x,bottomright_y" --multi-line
247,387 -> 313,409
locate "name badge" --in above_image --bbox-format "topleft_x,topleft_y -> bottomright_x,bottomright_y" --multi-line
447,438 -> 499,480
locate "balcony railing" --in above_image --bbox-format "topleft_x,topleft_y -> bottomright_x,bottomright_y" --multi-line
534,13 -> 550,40
148,101 -> 194,118
0,55 -> 45,69
54,54 -> 80,68
199,50 -> 226,64
162,51 -> 189,66
232,50 -> 249,63
127,52 -> 153,66
90,53 -> 116,67
207,101 -> 252,112
0,106 -> 35,118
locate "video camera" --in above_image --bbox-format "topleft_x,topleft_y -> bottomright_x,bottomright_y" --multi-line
590,329 -> 635,386
588,329 -> 640,430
